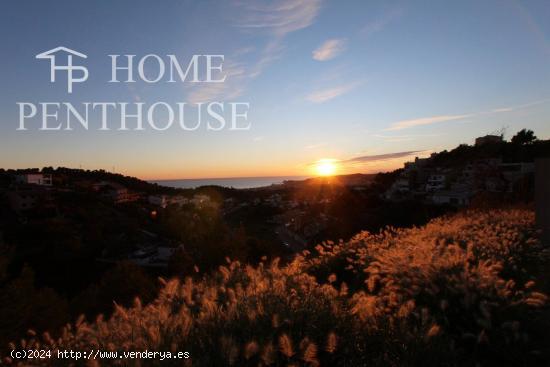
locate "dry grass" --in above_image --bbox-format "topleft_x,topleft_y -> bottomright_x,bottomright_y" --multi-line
5,209 -> 549,366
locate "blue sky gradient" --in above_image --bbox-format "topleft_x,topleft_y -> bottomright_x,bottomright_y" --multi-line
1,0 -> 549,179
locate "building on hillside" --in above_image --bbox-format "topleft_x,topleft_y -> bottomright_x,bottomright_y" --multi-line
425,174 -> 446,191
6,187 -> 55,213
499,162 -> 535,184
430,189 -> 471,206
384,178 -> 411,200
403,156 -> 431,189
148,194 -> 189,208
96,181 -> 140,204
15,173 -> 52,186
459,164 -> 475,182
404,156 -> 430,171
535,158 -> 550,243
475,135 -> 503,146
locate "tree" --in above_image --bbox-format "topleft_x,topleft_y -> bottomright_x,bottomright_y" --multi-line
511,129 -> 537,145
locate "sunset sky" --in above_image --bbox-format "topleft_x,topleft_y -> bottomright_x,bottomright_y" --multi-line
1,0 -> 550,179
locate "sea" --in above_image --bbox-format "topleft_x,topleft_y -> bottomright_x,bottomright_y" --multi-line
151,176 -> 310,189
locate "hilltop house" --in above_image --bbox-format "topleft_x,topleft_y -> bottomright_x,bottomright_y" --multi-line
475,135 -> 503,146
15,173 -> 52,186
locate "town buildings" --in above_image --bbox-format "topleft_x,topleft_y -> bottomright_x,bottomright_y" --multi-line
384,135 -> 535,206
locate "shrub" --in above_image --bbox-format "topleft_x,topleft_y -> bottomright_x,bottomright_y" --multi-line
5,210 -> 549,366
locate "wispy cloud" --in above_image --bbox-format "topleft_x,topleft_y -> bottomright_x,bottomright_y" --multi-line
233,0 -> 322,37
232,0 -> 323,76
313,39 -> 347,61
385,114 -> 472,131
207,0 -> 323,99
248,40 -> 285,78
385,98 -> 550,131
345,150 -> 423,163
306,81 -> 361,103
360,7 -> 404,38
490,98 -> 550,113
186,61 -> 247,103
305,150 -> 424,174
372,133 -> 444,143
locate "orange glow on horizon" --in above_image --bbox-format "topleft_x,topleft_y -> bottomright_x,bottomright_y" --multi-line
313,159 -> 339,177
116,155 -> 415,181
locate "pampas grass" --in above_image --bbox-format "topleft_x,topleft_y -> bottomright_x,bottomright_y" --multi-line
5,209 -> 549,366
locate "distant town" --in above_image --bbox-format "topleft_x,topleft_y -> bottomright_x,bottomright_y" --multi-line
1,130 -> 547,270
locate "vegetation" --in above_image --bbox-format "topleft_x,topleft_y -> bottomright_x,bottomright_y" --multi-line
5,209 -> 549,366
511,129 -> 538,146
428,132 -> 550,169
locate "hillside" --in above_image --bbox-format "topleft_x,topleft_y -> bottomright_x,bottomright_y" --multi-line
6,209 -> 549,366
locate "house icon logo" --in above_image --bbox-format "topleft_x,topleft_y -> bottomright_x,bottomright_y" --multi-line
36,46 -> 88,93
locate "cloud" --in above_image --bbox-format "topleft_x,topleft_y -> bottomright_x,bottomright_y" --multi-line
248,40 -> 285,78
233,0 -> 322,37
305,150 -> 425,174
490,98 -> 550,113
186,61 -> 246,103
385,114 -> 472,131
235,0 -> 321,78
306,82 -> 360,103
210,0 -> 322,98
384,98 -> 550,131
372,133 -> 444,143
345,150 -> 424,163
234,0 -> 322,76
313,39 -> 347,61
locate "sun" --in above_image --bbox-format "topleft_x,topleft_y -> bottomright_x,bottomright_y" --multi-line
314,159 -> 338,176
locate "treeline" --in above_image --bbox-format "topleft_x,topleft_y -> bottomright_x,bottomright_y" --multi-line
428,129 -> 550,168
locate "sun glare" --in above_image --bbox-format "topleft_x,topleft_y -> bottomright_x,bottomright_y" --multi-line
314,159 -> 338,176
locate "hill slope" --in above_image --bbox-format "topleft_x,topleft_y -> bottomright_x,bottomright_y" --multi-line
6,209 -> 550,366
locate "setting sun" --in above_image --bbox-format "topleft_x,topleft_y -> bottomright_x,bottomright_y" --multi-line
314,159 -> 338,176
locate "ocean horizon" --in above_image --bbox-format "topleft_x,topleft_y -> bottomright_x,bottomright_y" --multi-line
151,175 -> 310,189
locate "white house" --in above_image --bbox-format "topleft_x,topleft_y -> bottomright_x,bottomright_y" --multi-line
16,173 -> 53,186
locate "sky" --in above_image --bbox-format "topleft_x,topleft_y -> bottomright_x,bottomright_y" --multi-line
1,0 -> 550,180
